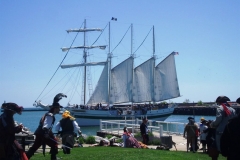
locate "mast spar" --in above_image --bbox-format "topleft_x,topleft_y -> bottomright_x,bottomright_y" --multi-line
61,19 -> 107,105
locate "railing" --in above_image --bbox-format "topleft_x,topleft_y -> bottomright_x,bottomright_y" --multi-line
100,118 -> 186,138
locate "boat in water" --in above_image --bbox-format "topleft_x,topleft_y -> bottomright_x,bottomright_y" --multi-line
33,101 -> 50,110
34,19 -> 181,126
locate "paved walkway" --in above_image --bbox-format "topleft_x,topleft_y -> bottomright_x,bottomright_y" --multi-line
149,133 -> 205,153
149,133 -> 187,151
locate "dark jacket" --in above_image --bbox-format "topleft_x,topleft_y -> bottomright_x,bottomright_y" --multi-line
221,115 -> 240,160
140,123 -> 148,135
60,118 -> 74,135
34,112 -> 55,135
0,112 -> 22,159
204,127 -> 216,148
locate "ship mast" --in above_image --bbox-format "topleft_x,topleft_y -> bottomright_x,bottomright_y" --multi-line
108,21 -> 111,106
152,25 -> 156,103
61,19 -> 107,105
83,19 -> 87,104
131,23 -> 134,105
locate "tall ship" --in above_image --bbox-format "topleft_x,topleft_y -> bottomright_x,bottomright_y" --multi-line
34,19 -> 181,126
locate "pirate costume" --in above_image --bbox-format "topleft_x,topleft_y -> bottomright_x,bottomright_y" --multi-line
220,97 -> 240,160
208,96 -> 236,160
0,102 -> 26,160
55,110 -> 80,154
26,93 -> 66,160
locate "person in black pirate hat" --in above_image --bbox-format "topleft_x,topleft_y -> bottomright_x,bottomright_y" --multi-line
210,96 -> 236,154
220,97 -> 240,160
0,102 -> 26,160
26,93 -> 67,160
183,116 -> 198,152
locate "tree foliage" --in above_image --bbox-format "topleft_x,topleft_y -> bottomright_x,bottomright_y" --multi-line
183,99 -> 190,103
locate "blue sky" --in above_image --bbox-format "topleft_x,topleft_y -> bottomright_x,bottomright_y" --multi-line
1,1 -> 240,107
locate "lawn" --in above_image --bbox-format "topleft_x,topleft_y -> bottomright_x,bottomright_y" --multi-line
30,147 -> 226,160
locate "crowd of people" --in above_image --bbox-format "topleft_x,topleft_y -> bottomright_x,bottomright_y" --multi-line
1,94 -> 240,160
183,96 -> 240,160
0,93 -> 82,160
0,93 -> 150,159
67,103 -> 168,113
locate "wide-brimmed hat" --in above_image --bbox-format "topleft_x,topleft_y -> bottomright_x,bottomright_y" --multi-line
215,96 -> 230,103
62,110 -> 75,120
50,102 -> 63,109
50,93 -> 67,110
1,103 -> 23,114
236,97 -> 240,104
200,117 -> 205,122
188,117 -> 194,120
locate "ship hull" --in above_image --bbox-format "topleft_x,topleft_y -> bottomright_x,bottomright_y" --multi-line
69,107 -> 174,126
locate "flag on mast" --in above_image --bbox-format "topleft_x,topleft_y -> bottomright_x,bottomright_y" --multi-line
172,51 -> 179,55
111,17 -> 117,21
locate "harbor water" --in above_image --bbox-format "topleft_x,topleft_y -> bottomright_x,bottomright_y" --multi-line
14,110 -> 216,136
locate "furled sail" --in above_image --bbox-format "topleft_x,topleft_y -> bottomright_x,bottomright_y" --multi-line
61,62 -> 107,69
87,62 -> 109,105
110,56 -> 134,104
133,57 -> 155,103
154,53 -> 180,101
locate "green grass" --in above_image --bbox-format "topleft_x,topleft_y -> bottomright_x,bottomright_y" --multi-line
30,147 -> 226,160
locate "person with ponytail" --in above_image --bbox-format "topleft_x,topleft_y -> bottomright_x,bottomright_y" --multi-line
210,96 -> 236,158
55,110 -> 80,154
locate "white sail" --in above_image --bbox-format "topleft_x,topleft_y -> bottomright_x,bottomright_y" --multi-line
87,62 -> 109,105
110,57 -> 134,104
154,53 -> 180,101
133,57 -> 155,103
